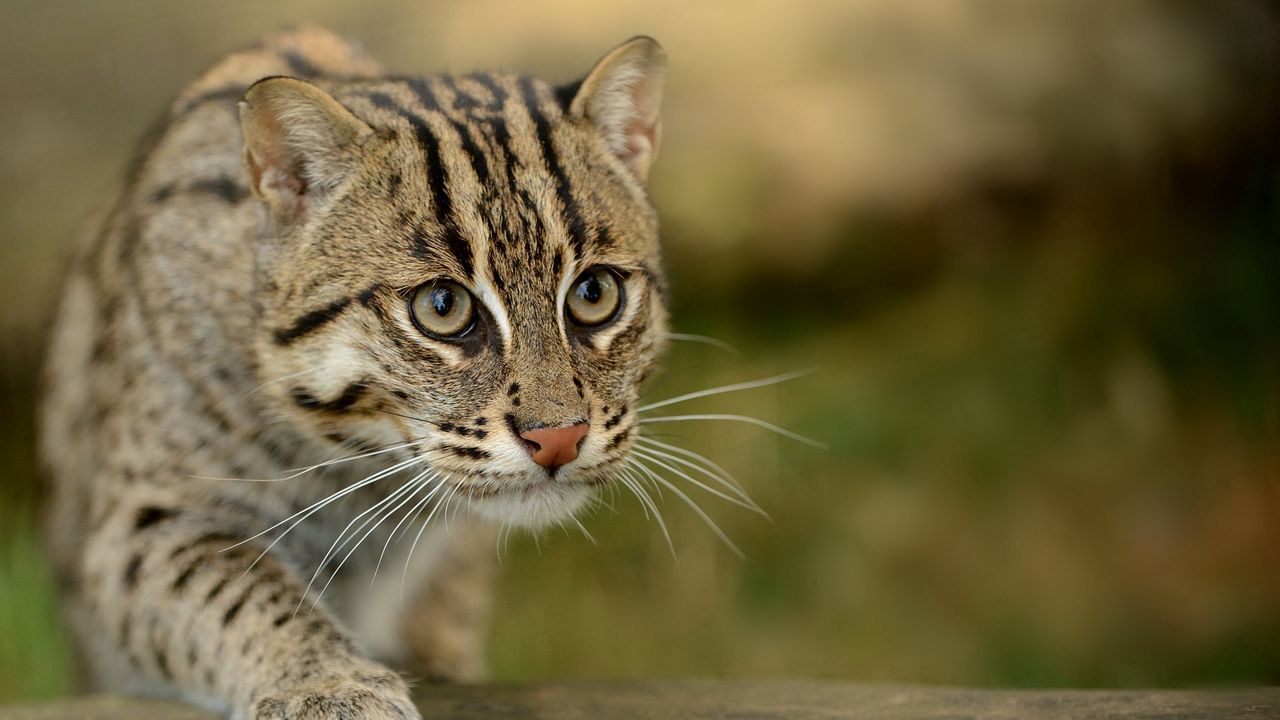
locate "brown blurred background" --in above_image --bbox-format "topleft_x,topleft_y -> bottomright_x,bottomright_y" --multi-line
1,0 -> 1278,702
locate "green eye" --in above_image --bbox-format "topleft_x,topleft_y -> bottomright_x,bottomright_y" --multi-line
410,280 -> 475,338
566,268 -> 623,327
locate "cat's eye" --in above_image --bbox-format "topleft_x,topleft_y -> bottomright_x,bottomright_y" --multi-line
566,268 -> 623,327
410,280 -> 475,338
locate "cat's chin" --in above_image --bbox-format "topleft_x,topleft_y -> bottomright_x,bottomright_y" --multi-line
465,481 -> 593,529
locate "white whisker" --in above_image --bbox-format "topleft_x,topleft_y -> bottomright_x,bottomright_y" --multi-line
401,480 -> 461,598
372,472 -> 446,585
229,452 -> 427,565
299,473 -> 427,612
571,516 -> 597,545
617,467 -> 651,520
620,464 -> 675,556
589,488 -> 618,515
632,435 -> 747,497
631,458 -> 743,558
664,332 -> 741,356
638,413 -> 826,448
631,447 -> 767,517
637,369 -> 814,414
634,430 -> 752,499
634,462 -> 666,501
191,436 -> 429,483
313,474 -> 424,565
308,477 -> 431,613
497,520 -> 514,563
390,476 -> 444,546
443,481 -> 466,531
279,437 -> 431,476
494,521 -> 507,563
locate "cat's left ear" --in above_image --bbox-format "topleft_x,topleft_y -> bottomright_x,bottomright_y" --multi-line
565,36 -> 666,183
239,76 -> 375,222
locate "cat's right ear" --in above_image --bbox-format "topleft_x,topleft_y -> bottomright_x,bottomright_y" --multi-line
239,77 -> 374,222
566,36 -> 666,183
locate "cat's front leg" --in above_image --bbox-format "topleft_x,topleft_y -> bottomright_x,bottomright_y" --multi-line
82,498 -> 420,720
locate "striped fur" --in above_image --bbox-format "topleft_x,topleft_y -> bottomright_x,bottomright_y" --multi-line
40,27 -> 667,719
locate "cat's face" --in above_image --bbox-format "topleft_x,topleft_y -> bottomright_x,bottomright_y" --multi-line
244,40 -> 668,527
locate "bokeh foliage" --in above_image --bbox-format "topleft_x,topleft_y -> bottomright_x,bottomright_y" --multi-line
1,0 -> 1277,702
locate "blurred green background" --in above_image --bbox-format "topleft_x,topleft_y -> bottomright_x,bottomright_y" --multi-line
1,0 -> 1278,702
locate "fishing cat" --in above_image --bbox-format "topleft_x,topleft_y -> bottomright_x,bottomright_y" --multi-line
40,27 -> 668,719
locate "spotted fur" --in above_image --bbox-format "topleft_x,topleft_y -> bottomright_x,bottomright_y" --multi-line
40,27 -> 668,719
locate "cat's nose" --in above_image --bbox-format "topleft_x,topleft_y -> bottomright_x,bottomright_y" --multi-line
519,422 -> 589,471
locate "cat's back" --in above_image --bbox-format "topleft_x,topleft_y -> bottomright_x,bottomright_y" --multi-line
39,27 -> 380,565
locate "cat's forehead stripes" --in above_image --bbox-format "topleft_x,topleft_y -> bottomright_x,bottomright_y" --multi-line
516,77 -> 590,260
352,86 -> 479,281
342,73 -> 611,273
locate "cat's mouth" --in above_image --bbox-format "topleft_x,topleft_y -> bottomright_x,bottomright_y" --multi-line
441,465 -> 617,528
460,477 -> 596,528
450,474 -> 587,498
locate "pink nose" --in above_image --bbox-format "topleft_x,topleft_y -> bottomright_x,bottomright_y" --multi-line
519,422 -> 589,471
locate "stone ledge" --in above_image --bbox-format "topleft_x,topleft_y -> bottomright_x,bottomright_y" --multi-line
1,680 -> 1277,719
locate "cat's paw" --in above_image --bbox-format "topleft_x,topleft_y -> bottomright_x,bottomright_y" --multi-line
250,667 -> 420,720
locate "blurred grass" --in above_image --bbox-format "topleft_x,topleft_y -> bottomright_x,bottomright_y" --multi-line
2,0 -> 1279,702
0,525 -> 72,701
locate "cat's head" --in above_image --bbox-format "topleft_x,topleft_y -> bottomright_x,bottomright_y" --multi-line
241,38 -> 668,527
